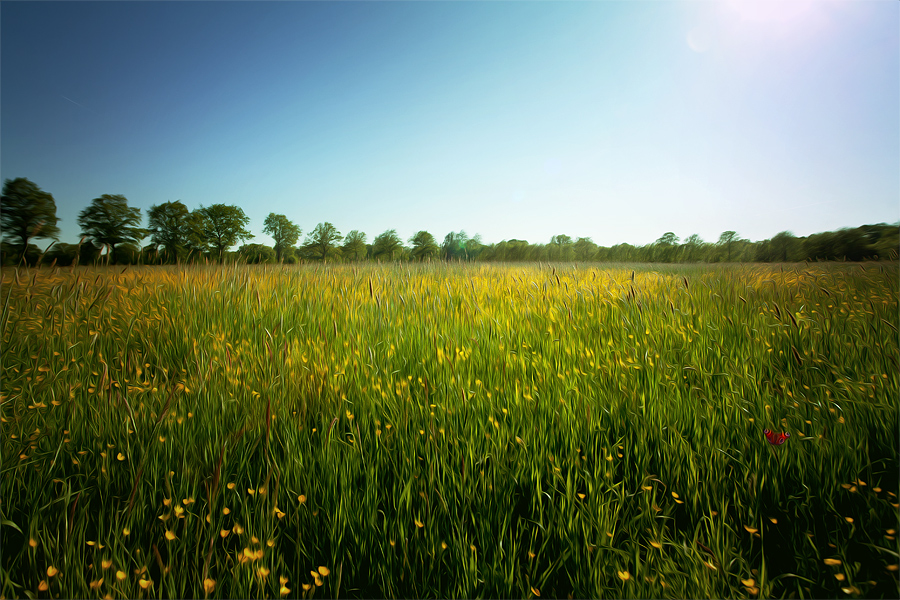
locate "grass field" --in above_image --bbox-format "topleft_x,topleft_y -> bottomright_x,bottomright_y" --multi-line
1,262 -> 898,599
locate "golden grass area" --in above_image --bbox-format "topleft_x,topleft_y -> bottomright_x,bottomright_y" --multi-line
1,262 -> 898,598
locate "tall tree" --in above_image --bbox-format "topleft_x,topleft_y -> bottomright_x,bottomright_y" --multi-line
197,204 -> 253,262
303,222 -> 343,261
263,213 -> 301,262
682,234 -> 705,262
78,194 -> 145,264
770,231 -> 798,262
1,178 -> 61,262
441,231 -> 469,261
147,200 -> 191,263
342,230 -> 367,261
654,232 -> 679,263
373,229 -> 402,261
549,234 -> 574,261
409,230 -> 438,261
717,231 -> 739,262
573,237 -> 598,261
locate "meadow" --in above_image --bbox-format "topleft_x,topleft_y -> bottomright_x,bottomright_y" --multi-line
1,261 -> 898,599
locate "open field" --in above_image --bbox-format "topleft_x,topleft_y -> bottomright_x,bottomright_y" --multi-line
1,262 -> 898,598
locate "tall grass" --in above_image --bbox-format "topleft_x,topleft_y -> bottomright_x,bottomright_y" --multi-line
1,262 -> 898,598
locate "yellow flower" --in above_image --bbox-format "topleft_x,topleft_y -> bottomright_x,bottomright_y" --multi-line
123,527 -> 131,536
116,571 -> 127,581
257,566 -> 270,579
618,570 -> 631,581
298,495 -> 307,504
649,540 -> 662,549
165,530 -> 176,541
824,558 -> 842,566
203,578 -> 215,594
742,578 -> 756,587
47,566 -> 58,577
29,538 -> 38,548
280,576 -> 289,585
415,519 -> 424,528
117,453 -> 125,461
174,505 -> 184,517
531,586 -> 540,596
280,585 -> 291,597
38,580 -> 49,591
227,482 -> 236,490
223,507 -> 230,515
101,558 -> 112,569
220,529 -> 230,538
318,566 -> 330,577
744,525 -> 759,534
233,524 -> 244,535
89,578 -> 104,590
247,488 -> 256,496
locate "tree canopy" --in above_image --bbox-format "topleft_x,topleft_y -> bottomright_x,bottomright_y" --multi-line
1,178 -> 61,262
342,230 -> 367,261
304,222 -> 343,261
373,229 -> 402,261
77,194 -> 145,264
263,213 -> 301,262
147,200 -> 191,263
409,230 -> 438,261
198,204 -> 253,262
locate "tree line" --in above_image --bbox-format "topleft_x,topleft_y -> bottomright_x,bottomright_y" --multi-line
2,177 -> 897,267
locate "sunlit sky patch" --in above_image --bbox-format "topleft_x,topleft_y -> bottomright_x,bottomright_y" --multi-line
1,1 -> 896,249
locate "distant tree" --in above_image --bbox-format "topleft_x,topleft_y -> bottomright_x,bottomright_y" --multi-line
373,229 -> 403,261
572,237 -> 597,261
303,222 -> 343,261
770,231 -> 798,262
263,213 -> 301,262
682,234 -> 704,262
78,194 -> 146,265
239,243 -> 276,264
197,204 -> 252,263
147,200 -> 191,263
717,231 -> 740,262
654,232 -> 679,262
1,178 -> 61,263
341,230 -> 367,261
409,230 -> 438,261
465,234 -> 484,260
441,231 -> 469,261
183,210 -> 210,261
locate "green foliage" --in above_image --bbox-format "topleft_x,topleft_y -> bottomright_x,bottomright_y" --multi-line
197,204 -> 253,262
342,230 -> 368,261
147,201 -> 191,264
409,230 -> 438,261
77,194 -> 146,264
372,229 -> 402,261
263,213 -> 301,262
238,243 -> 276,264
303,222 -> 343,261
1,178 -> 61,262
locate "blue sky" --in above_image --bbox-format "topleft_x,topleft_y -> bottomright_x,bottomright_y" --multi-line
2,1 -> 897,250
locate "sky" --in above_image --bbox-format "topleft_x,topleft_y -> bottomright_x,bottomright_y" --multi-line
2,0 -> 898,251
